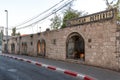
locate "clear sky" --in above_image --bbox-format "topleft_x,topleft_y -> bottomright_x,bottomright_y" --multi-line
0,0 -> 108,35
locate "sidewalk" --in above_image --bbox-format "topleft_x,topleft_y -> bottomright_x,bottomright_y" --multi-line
2,53 -> 120,80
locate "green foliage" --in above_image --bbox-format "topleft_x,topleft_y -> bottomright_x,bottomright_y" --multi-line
11,27 -> 20,36
104,0 -> 120,20
11,28 -> 16,36
16,32 -> 20,36
116,0 -> 120,20
1,30 -> 3,38
61,8 -> 81,28
50,0 -> 86,29
117,9 -> 120,21
0,33 -> 2,45
50,14 -> 61,30
104,0 -> 119,9
50,1 -> 87,29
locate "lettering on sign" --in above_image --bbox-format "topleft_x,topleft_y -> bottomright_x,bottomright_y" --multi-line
66,9 -> 114,26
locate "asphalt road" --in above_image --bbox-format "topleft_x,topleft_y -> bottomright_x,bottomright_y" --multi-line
0,56 -> 78,80
8,53 -> 120,80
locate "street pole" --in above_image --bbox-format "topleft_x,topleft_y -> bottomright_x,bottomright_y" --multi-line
5,10 -> 8,53
39,27 -> 41,33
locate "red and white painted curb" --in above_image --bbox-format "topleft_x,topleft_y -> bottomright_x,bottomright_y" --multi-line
0,54 -> 96,80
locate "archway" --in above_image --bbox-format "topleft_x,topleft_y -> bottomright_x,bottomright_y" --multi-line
11,43 -> 15,53
22,42 -> 27,55
41,39 -> 46,56
37,40 -> 41,56
66,32 -> 85,61
24,43 -> 27,54
4,44 -> 7,52
37,39 -> 46,57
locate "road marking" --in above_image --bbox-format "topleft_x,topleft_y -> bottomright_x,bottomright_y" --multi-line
8,69 -> 17,72
0,54 -> 95,80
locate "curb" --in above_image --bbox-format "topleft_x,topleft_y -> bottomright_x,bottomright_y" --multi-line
0,54 -> 96,80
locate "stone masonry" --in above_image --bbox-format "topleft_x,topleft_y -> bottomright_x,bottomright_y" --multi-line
2,9 -> 120,71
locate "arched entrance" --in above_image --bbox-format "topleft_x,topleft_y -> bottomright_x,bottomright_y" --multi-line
22,42 -> 27,55
11,43 -> 15,53
66,32 -> 85,61
37,39 -> 46,56
37,40 -> 41,56
4,44 -> 7,52
41,39 -> 46,56
24,43 -> 27,54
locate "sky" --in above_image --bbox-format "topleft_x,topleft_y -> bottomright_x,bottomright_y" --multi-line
0,0 -> 109,35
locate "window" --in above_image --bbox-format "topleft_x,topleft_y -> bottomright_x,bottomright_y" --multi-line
52,39 -> 56,45
88,39 -> 92,43
30,34 -> 33,38
31,42 -> 33,45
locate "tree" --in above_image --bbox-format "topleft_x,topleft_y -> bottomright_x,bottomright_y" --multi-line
104,0 -> 119,9
16,32 -> 20,36
1,30 -> 3,38
11,28 -> 16,36
50,14 -> 61,30
50,0 -> 80,29
11,27 -> 20,36
50,1 -> 87,29
61,8 -> 81,28
104,0 -> 120,20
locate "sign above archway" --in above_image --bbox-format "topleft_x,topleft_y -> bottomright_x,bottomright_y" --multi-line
66,9 -> 115,26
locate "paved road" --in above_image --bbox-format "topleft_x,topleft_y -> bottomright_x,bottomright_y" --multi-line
6,53 -> 120,80
0,56 -> 78,80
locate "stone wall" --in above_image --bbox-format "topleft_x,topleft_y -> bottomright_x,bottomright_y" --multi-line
115,22 -> 120,70
2,9 -> 120,71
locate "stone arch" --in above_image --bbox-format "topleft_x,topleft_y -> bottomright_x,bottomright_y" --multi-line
66,32 -> 85,61
37,39 -> 46,57
4,44 -> 7,52
22,42 -> 27,55
41,39 -> 46,56
11,43 -> 15,53
37,40 -> 41,56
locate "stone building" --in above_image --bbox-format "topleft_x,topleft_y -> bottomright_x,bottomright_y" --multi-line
2,8 -> 120,71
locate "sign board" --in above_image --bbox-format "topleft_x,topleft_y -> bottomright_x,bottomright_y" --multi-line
66,9 -> 114,26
